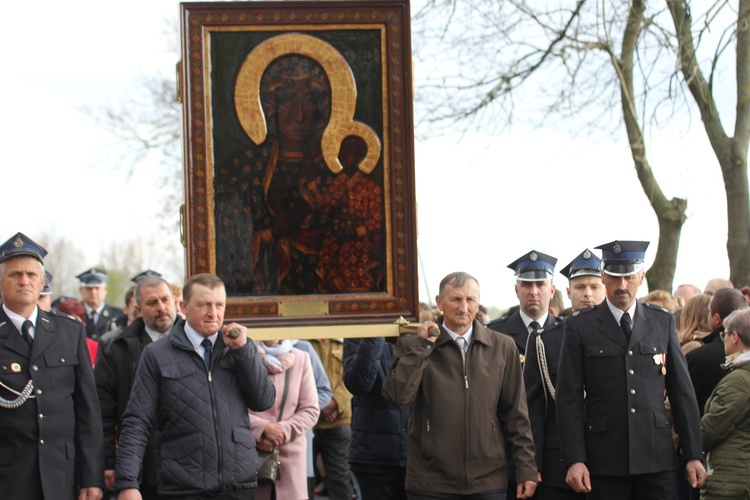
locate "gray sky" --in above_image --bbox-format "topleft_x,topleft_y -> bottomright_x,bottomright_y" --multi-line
0,0 -> 736,312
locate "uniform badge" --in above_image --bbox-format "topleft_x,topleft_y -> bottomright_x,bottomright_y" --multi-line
103,310 -> 110,318
530,252 -> 538,261
613,242 -> 622,253
13,236 -> 23,248
583,249 -> 592,259
11,363 -> 21,373
653,353 -> 666,375
519,354 -> 526,364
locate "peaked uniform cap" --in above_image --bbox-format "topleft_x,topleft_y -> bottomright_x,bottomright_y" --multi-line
507,250 -> 557,281
0,232 -> 47,264
77,268 -> 108,287
595,240 -> 649,276
560,249 -> 603,279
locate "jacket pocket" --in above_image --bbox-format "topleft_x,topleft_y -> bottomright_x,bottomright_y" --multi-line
232,427 -> 256,483
584,416 -> 608,433
158,433 -> 204,490
44,351 -> 78,389
585,346 -> 618,380
639,343 -> 667,378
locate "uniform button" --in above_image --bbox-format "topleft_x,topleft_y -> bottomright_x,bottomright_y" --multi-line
599,349 -> 604,354
36,389 -> 42,395
653,347 -> 657,352
426,345 -> 433,351
630,408 -> 636,414
32,365 -> 38,371
627,350 -> 633,356
628,369 -> 634,375
60,358 -> 65,363
39,440 -> 44,446
630,389 -> 636,395
38,413 -> 44,419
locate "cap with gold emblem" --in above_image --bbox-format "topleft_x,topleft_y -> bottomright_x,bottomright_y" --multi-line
507,250 -> 557,282
595,240 -> 649,276
0,232 -> 47,264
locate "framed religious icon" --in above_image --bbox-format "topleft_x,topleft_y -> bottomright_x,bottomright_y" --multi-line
180,0 -> 418,328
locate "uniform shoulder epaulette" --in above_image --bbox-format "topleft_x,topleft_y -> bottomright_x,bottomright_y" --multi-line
642,302 -> 670,314
47,309 -> 81,324
569,304 -> 596,318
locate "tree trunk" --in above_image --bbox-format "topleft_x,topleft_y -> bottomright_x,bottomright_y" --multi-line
618,0 -> 687,291
667,0 -> 750,288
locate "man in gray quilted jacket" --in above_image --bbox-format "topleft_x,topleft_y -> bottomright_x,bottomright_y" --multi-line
115,273 -> 275,500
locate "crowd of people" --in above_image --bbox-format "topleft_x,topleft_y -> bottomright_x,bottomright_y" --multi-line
2,231 -> 750,500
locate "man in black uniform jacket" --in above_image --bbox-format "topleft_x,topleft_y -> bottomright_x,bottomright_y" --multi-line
524,249 -> 605,500
77,268 -> 125,343
0,232 -> 103,500
487,249 -> 558,499
487,250 -> 559,362
556,240 -> 706,500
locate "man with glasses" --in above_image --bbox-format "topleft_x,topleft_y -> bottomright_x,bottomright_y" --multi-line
685,287 -> 748,416
556,240 -> 705,500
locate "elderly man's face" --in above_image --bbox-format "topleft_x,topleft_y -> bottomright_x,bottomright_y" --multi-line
602,271 -> 644,311
1,257 -> 44,314
515,279 -> 555,319
436,279 -> 480,335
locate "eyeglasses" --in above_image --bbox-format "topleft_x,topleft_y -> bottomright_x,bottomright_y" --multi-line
720,330 -> 735,341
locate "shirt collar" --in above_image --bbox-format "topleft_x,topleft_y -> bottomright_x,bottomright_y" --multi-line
605,298 -> 637,325
3,304 -> 39,337
520,310 -> 548,331
442,322 -> 474,348
184,321 -> 218,353
144,324 -> 168,343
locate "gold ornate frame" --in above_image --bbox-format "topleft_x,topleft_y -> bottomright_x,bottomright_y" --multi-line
180,1 -> 418,330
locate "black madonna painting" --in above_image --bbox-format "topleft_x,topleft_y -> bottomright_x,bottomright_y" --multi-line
180,1 -> 418,326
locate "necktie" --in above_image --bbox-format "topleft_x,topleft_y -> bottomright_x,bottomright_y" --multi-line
455,336 -> 466,362
86,312 -> 96,336
620,312 -> 632,342
201,338 -> 213,368
529,321 -> 541,334
21,320 -> 34,346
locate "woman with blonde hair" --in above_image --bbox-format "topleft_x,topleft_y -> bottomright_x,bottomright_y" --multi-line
680,294 -> 712,354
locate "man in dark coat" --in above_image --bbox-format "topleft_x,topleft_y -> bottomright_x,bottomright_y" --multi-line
486,249 -> 558,498
95,274 -> 178,498
556,240 -> 706,500
343,336 -> 408,500
523,249 -> 605,500
487,250 -> 559,363
0,232 -> 103,500
77,268 -> 125,343
685,286 -> 748,415
115,273 -> 275,500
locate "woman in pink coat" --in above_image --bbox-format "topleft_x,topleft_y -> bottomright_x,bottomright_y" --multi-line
250,339 -> 321,500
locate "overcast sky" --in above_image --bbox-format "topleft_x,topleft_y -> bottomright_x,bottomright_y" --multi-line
0,0 -> 738,313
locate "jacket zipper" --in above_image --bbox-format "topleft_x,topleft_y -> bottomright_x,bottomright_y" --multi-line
206,352 -> 224,490
462,343 -> 470,494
